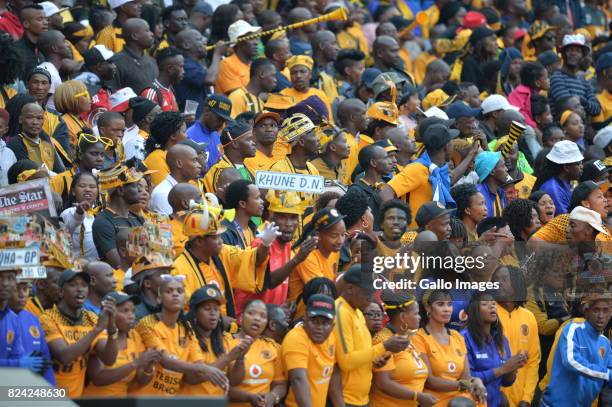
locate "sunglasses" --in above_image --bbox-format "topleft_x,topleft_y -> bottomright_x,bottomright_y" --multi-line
160,274 -> 186,283
73,90 -> 91,99
78,132 -> 114,148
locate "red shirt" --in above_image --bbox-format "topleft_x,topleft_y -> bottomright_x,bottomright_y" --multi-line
141,79 -> 178,112
233,238 -> 292,318
0,11 -> 23,40
86,87 -> 112,125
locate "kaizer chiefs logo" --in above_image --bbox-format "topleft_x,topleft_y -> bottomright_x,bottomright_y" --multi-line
29,326 -> 40,338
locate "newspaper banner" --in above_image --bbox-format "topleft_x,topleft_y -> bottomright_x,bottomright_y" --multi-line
0,178 -> 56,218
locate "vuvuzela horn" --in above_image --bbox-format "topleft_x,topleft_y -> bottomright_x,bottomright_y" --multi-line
205,7 -> 349,51
398,11 -> 429,39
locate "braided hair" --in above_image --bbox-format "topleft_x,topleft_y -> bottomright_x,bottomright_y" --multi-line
144,111 -> 185,155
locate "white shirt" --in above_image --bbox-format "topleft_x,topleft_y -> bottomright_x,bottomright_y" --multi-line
38,62 -> 62,110
0,140 -> 16,186
60,206 -> 98,261
150,174 -> 178,215
122,125 -> 145,160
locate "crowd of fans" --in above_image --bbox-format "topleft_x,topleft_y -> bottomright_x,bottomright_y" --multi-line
0,0 -> 610,405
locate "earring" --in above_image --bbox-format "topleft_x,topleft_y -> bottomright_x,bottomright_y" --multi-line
401,322 -> 409,332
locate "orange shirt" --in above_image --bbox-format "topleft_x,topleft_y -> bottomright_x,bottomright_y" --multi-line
288,249 -> 340,302
282,325 -> 336,407
170,217 -> 187,257
388,162 -> 432,227
216,53 -> 250,95
143,149 -> 169,187
244,148 -> 285,175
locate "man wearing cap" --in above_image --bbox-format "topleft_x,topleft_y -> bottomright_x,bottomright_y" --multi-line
523,21 -> 556,62
186,93 -> 232,170
480,94 -> 520,142
124,98 -> 162,161
203,120 -> 256,193
95,0 -> 142,53
567,206 -> 610,252
24,268 -> 61,318
113,18 -> 158,95
494,135 -> 536,200
228,58 -> 278,118
592,52 -> 612,130
92,166 -> 145,267
244,111 -> 284,174
40,269 -> 119,397
282,294 -> 340,407
415,201 -> 453,240
446,101 -> 489,149
381,123 -> 459,227
537,140 -> 584,215
279,55 -> 333,120
540,291 -> 611,407
130,256 -> 172,320
14,4 -> 47,81
371,72 -> 407,103
352,67 -> 382,104
39,1 -> 65,31
593,127 -> 612,157
475,151 -> 509,217
550,34 -> 601,119
360,101 -> 399,149
334,265 -> 409,407
215,20 -> 261,95
372,35 -> 415,86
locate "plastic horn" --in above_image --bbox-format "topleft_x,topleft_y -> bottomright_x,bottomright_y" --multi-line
205,7 -> 349,51
398,11 -> 429,39
500,121 -> 527,158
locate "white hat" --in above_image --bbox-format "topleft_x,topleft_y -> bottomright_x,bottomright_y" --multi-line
110,87 -> 137,112
423,106 -> 450,120
481,94 -> 520,115
546,140 -> 583,164
108,0 -> 134,9
562,34 -> 587,48
593,126 -> 612,149
92,44 -> 114,61
228,20 -> 261,44
569,206 -> 609,236
39,1 -> 68,17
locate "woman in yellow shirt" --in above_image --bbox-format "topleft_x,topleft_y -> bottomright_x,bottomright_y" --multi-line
84,292 -> 162,397
54,80 -> 92,148
372,290 -> 436,407
181,285 -> 252,396
135,275 -> 229,396
228,299 -> 287,406
143,111 -> 187,186
412,290 -> 487,407
451,183 -> 488,242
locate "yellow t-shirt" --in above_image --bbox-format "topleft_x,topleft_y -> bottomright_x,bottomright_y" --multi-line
282,324 -> 336,407
370,328 -> 429,407
244,149 -> 284,175
170,217 -> 188,257
203,155 -> 254,193
143,149 -> 170,187
288,249 -> 340,303
342,132 -> 359,185
96,25 -> 124,53
309,156 -> 345,182
0,86 -> 16,109
172,246 -> 268,315
334,296 -> 386,405
228,336 -> 285,406
216,54 -> 250,95
388,163 -> 432,227
412,328 -> 473,407
134,315 -> 201,396
228,87 -> 265,118
593,90 -> 612,125
83,330 -> 146,397
50,168 -> 75,198
180,332 -> 234,396
39,306 -> 106,398
496,304 -> 541,406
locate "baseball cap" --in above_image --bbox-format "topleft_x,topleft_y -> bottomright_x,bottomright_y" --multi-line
415,201 -> 454,228
108,0 -> 135,9
421,123 -> 460,150
546,140 -> 583,164
562,34 -> 588,50
180,139 -> 207,154
446,102 -> 482,119
537,50 -> 560,68
130,97 -> 158,124
254,110 -> 281,125
569,206 -> 609,235
593,126 -> 612,149
228,20 -> 261,43
189,285 -> 226,310
371,72 -> 406,98
192,1 -> 213,16
481,94 -> 519,115
204,94 -> 232,121
374,139 -> 398,153
366,101 -> 399,125
222,120 -> 252,145
570,180 -> 608,209
361,68 -> 382,88
58,269 -> 90,287
596,52 -> 612,73
463,11 -> 486,29
106,291 -> 140,305
110,87 -> 137,112
306,294 -> 336,320
469,26 -> 496,46
343,264 -> 375,292
83,45 -> 114,67
40,1 -> 68,17
579,159 -> 610,183
423,106 -> 451,120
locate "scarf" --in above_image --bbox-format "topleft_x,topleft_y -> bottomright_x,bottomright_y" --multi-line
415,151 -> 455,208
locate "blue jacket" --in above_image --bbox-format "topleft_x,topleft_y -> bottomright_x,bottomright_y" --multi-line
15,310 -> 55,385
541,320 -> 612,407
461,328 -> 514,407
0,305 -> 23,367
174,56 -> 209,118
186,121 -> 222,171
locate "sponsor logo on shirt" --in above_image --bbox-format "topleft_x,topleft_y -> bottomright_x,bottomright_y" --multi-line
521,324 -> 529,336
448,362 -> 457,373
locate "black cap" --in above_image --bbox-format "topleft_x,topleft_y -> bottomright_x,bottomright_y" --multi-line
579,159 -> 610,183
130,97 -> 158,124
223,120 -> 252,142
83,47 -> 109,67
306,294 -> 336,319
570,180 -> 605,209
26,67 -> 51,83
180,138 -> 207,154
204,94 -> 232,121
537,50 -> 560,68
416,117 -> 455,140
469,26 -> 496,46
312,208 -> 345,232
422,123 -> 460,151
58,269 -> 90,287
106,291 -> 140,305
343,264 -> 375,292
189,284 -> 225,310
415,201 -> 454,228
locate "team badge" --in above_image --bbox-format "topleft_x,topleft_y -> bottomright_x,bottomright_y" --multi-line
249,364 -> 263,378
206,288 -> 218,297
448,362 -> 457,373
261,350 -> 272,360
322,365 -> 332,377
600,347 -> 606,359
520,324 -> 529,336
29,326 -> 40,338
6,330 -> 14,345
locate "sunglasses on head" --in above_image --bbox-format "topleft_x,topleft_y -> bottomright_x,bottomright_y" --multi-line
160,274 -> 186,283
79,132 -> 114,148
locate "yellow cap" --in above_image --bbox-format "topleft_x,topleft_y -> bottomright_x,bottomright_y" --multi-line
97,164 -> 143,191
266,189 -> 307,215
286,55 -> 314,70
366,101 -> 399,125
183,197 -> 236,237
422,89 -> 456,110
